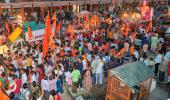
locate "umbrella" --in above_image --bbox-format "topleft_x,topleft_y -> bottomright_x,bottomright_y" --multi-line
80,10 -> 90,15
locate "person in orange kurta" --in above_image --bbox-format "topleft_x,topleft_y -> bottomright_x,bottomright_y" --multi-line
0,82 -> 9,100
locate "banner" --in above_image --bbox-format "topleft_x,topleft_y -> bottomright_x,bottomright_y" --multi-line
25,29 -> 45,42
8,27 -> 22,42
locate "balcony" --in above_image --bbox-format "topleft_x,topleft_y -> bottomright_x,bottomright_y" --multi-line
0,0 -> 112,8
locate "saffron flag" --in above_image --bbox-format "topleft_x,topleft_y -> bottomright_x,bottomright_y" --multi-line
42,31 -> 48,59
28,25 -> 33,40
49,35 -> 55,48
51,12 -> 56,21
146,21 -> 152,33
42,12 -> 51,59
56,22 -> 60,33
5,22 -> 10,33
52,12 -> 56,35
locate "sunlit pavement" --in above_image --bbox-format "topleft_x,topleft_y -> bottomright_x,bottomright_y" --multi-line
62,85 -> 72,100
149,83 -> 168,100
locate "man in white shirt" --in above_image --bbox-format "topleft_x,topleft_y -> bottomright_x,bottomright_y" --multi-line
91,56 -> 99,84
82,59 -> 87,71
44,62 -> 53,77
38,52 -> 42,64
21,69 -> 27,84
96,58 -> 104,84
41,77 -> 50,100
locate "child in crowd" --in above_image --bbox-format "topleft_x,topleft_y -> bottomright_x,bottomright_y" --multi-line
65,68 -> 72,87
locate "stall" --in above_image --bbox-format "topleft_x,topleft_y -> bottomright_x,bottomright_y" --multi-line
106,62 -> 154,100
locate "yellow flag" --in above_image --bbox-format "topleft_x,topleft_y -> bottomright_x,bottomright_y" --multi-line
8,27 -> 22,42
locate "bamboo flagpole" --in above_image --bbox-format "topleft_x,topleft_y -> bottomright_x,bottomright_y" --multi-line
41,4 -> 44,18
51,2 -> 53,16
104,0 -> 106,11
59,1 -> 62,41
31,3 -> 34,16
10,5 -> 13,16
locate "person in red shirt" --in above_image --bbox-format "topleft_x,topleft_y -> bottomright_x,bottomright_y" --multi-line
38,64 -> 44,85
13,78 -> 22,95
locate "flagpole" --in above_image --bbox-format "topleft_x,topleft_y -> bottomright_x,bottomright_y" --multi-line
32,3 -> 34,16
10,5 -> 13,16
104,0 -> 106,11
59,1 -> 62,41
51,2 -> 53,16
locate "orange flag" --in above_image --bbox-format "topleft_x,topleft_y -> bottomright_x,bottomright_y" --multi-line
45,12 -> 52,35
28,25 -> 33,40
42,12 -> 51,59
49,35 -> 55,48
42,31 -> 48,59
5,22 -> 10,33
52,13 -> 56,35
56,22 -> 60,33
51,12 -> 56,21
146,21 -> 152,33
52,19 -> 56,29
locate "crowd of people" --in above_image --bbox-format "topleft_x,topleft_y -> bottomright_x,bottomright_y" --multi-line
0,1 -> 169,100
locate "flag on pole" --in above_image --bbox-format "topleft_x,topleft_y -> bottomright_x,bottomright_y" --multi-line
52,12 -> 56,35
51,11 -> 56,21
45,12 -> 52,35
28,25 -> 33,40
146,21 -> 152,33
42,12 -> 51,59
49,35 -> 55,48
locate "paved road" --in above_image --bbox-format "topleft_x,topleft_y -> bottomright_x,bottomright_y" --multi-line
150,83 -> 168,100
62,86 -> 72,100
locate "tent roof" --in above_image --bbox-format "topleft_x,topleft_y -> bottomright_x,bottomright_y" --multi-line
109,62 -> 154,88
